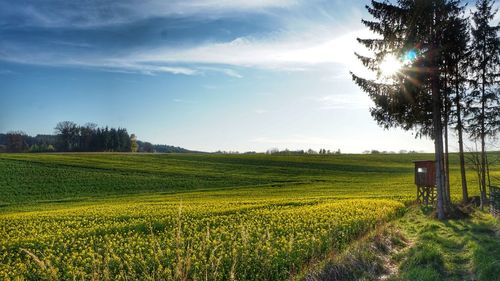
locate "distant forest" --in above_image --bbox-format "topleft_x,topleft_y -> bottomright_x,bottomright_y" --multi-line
0,121 -> 193,153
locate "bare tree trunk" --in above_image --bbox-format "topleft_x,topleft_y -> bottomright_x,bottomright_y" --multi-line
457,101 -> 468,203
475,151 -> 482,193
432,63 -> 446,220
480,70 -> 487,209
444,124 -> 451,205
443,73 -> 451,207
435,130 -> 447,219
455,70 -> 468,203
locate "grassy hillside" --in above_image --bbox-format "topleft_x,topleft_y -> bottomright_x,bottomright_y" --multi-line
1,152 -> 495,207
0,153 -> 498,280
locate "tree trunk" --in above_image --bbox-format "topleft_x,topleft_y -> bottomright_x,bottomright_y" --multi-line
480,69 -> 487,209
444,123 -> 451,205
455,84 -> 468,203
432,61 -> 446,220
443,73 -> 451,207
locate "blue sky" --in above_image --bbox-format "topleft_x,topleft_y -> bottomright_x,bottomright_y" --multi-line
0,0 -> 464,152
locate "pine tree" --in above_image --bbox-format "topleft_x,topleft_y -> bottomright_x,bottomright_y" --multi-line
443,10 -> 470,203
468,0 -> 500,209
352,0 -> 465,219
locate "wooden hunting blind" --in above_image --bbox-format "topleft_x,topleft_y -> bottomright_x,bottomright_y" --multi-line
413,160 -> 436,205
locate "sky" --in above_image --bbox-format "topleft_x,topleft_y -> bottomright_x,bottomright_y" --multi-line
1,0 -> 492,153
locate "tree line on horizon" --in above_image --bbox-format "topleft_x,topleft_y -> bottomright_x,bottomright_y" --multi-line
265,148 -> 342,155
353,0 -> 499,218
0,121 -> 191,153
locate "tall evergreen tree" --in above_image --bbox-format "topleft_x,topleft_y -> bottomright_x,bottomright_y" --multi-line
352,0 -> 465,219
444,11 -> 470,203
80,123 -> 97,152
468,0 -> 500,209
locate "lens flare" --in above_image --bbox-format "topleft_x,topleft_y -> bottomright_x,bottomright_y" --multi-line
404,49 -> 418,64
380,54 -> 401,77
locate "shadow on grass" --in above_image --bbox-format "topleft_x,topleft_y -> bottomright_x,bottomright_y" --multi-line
392,210 -> 500,281
469,220 -> 500,281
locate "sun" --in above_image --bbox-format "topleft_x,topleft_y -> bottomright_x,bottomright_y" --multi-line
380,54 -> 402,77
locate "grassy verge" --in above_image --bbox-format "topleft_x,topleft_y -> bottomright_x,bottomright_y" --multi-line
302,207 -> 500,281
296,224 -> 409,281
391,207 -> 500,281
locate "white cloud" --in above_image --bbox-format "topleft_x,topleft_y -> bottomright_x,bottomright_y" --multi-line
0,1 -> 375,78
314,93 -> 373,110
198,66 -> 243,78
130,28 -> 373,73
1,24 -> 373,77
0,51 -> 199,76
129,65 -> 198,76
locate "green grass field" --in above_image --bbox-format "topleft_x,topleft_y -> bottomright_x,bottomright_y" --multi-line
0,153 -> 498,280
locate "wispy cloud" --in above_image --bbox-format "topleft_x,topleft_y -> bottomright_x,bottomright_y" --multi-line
198,66 -> 243,78
0,0 -> 298,28
133,29 -> 371,71
0,48 -> 199,76
172,98 -> 195,104
314,93 -> 373,110
0,0 -> 372,77
0,26 -> 371,77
